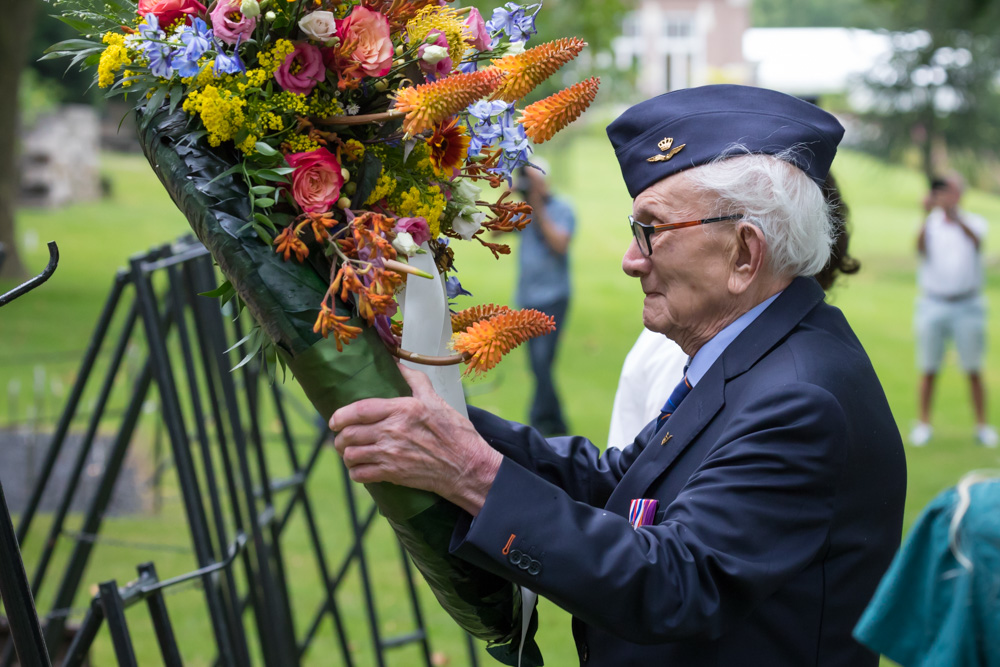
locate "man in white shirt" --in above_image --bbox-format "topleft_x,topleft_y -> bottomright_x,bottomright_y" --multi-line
911,174 -> 997,447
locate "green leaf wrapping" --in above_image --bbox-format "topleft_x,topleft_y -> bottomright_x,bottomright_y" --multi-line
135,106 -> 539,660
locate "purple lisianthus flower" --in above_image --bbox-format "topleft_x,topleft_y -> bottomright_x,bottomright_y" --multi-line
374,315 -> 398,347
396,217 -> 432,245
418,29 -> 452,80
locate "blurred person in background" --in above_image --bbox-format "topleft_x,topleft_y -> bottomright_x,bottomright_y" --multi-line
608,173 -> 861,448
854,471 -> 1000,666
910,174 -> 997,448
515,161 -> 576,436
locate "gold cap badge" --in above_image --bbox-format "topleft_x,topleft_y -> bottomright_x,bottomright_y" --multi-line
647,137 -> 685,163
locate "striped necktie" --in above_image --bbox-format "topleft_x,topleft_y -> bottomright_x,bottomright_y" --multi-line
656,375 -> 691,429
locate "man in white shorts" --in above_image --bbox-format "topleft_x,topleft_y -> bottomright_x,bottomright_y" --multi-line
911,174 -> 997,447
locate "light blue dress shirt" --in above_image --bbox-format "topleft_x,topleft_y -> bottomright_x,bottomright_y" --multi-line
686,292 -> 782,386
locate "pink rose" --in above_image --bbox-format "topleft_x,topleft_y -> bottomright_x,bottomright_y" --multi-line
464,8 -> 490,51
209,0 -> 256,45
137,0 -> 205,27
336,7 -> 393,78
396,217 -> 431,245
286,148 -> 344,213
418,30 -> 452,79
275,42 -> 326,95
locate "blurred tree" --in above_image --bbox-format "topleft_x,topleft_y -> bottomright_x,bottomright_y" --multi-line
752,0 -> 892,29
27,11 -> 100,106
1,0 -> 38,281
464,0 -> 631,102
466,0 -> 631,51
861,0 -> 1000,181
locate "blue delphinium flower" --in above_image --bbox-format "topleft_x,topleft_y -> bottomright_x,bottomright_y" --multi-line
486,3 -> 541,48
462,100 -> 532,182
146,44 -> 175,78
494,122 -> 532,181
446,276 -> 472,300
176,18 -> 213,75
214,36 -> 246,75
187,18 -> 213,56
465,100 -> 513,156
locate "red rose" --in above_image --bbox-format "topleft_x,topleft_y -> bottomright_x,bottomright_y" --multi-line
137,0 -> 206,27
286,148 -> 344,213
335,7 -> 393,78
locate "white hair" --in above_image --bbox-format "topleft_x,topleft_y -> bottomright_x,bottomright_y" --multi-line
686,146 -> 834,278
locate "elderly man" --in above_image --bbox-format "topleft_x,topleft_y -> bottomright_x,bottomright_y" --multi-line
331,85 -> 907,666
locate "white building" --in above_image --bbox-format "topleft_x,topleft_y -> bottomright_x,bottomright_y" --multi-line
611,0 -> 753,98
611,1 -> 893,103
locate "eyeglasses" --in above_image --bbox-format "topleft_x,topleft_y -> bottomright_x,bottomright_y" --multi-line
628,213 -> 744,256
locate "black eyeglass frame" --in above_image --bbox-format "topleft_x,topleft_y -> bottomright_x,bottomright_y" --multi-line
628,213 -> 744,256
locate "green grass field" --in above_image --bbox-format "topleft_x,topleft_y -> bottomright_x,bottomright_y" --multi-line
2,122 -> 999,665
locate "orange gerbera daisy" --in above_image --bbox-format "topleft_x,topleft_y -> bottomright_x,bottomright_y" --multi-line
427,117 -> 470,177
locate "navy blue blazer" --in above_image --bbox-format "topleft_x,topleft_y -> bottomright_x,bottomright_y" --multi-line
451,277 -> 907,666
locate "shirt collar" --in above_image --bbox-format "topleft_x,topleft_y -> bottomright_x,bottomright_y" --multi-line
685,291 -> 782,386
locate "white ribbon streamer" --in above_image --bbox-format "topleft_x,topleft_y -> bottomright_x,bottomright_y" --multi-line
397,244 -> 468,417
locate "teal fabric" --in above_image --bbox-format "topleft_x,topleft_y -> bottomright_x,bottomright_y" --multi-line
853,479 -> 1000,667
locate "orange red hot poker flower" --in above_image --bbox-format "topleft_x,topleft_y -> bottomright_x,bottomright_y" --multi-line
452,308 -> 555,376
519,77 -> 601,144
393,68 -> 502,136
491,37 -> 586,103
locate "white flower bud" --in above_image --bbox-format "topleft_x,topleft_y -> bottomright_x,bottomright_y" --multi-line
391,231 -> 421,257
451,206 -> 486,240
264,10 -> 276,21
240,0 -> 260,18
506,41 -> 526,56
420,45 -> 449,65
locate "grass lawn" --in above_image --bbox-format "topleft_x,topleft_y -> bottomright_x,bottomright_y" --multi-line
2,120 -> 999,665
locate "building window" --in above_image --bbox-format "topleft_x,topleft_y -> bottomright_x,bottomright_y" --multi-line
665,17 -> 693,39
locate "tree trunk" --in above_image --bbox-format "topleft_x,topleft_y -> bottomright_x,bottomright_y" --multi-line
0,0 -> 37,281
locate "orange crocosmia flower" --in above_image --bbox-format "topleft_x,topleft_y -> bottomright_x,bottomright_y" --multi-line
519,76 -> 600,144
452,308 -> 555,376
312,304 -> 363,351
273,225 -> 309,262
427,117 -> 470,177
336,264 -> 365,302
307,211 -> 337,242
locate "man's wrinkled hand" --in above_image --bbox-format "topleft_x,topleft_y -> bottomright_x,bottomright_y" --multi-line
330,364 -> 502,516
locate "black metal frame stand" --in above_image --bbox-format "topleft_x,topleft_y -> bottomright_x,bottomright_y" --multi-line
0,243 -> 58,666
1,237 -> 480,666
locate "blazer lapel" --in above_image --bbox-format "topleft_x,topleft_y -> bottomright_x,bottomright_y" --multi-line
606,362 -> 724,515
605,277 -> 826,516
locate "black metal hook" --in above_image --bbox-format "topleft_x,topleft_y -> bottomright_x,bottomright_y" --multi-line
0,241 -> 60,308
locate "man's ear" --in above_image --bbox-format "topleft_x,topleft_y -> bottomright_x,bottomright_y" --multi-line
729,221 -> 767,295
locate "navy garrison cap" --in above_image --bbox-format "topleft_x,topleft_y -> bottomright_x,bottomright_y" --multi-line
607,84 -> 845,198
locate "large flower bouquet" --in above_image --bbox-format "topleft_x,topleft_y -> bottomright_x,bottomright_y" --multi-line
47,0 -> 598,661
